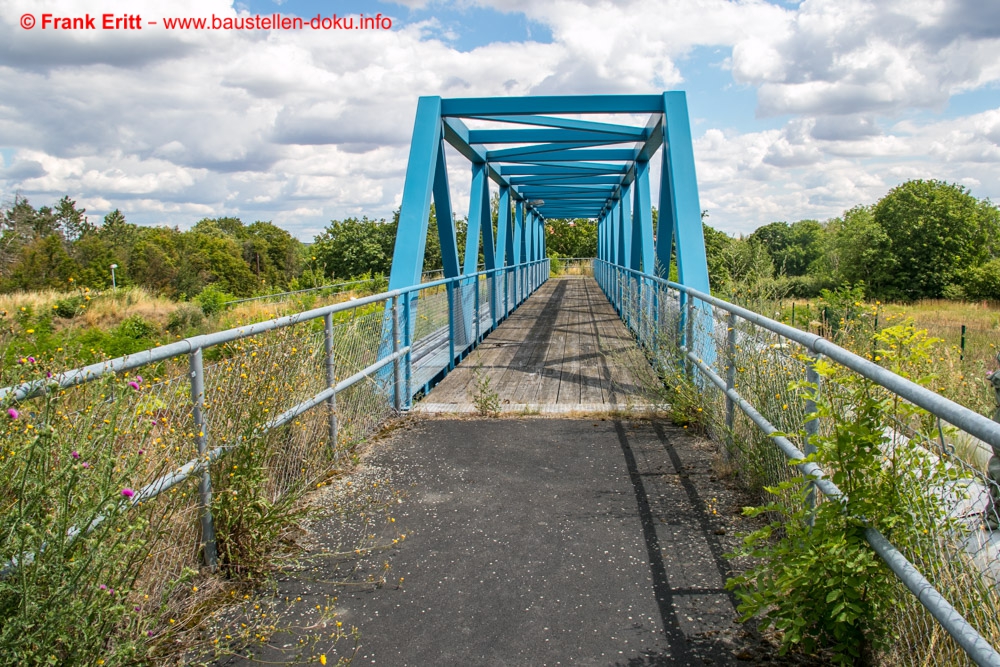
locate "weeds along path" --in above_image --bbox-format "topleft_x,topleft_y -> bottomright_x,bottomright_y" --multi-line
218,417 -> 818,666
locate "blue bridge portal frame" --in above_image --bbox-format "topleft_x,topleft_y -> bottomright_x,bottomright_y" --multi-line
387,92 -> 712,300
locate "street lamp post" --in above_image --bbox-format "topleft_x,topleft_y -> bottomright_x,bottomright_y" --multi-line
110,264 -> 118,290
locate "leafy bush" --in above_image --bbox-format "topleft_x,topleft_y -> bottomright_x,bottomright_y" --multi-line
117,315 -> 156,340
166,303 -> 204,335
727,324 -> 958,663
53,295 -> 85,318
195,285 -> 235,316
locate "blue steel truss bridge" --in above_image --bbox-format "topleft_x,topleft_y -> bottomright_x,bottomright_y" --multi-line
4,94 -> 1000,665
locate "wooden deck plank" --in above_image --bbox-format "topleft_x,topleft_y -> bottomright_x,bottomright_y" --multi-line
415,276 -> 660,413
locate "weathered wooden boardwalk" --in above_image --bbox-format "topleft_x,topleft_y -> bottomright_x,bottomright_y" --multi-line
415,276 -> 661,414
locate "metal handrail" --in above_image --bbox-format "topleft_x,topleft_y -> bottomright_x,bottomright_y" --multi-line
0,258 -> 550,572
595,258 -> 1000,666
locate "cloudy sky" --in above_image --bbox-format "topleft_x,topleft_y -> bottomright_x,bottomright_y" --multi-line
1,0 -> 998,240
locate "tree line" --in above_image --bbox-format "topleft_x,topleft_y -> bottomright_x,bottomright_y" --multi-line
2,179 -> 997,302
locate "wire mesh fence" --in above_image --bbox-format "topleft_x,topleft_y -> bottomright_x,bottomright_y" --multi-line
596,259 -> 1000,665
0,259 -> 548,662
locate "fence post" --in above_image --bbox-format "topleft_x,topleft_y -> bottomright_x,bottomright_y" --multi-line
725,311 -> 738,461
961,324 -> 967,361
324,313 -> 338,449
189,348 -> 217,568
392,295 -> 402,411
805,357 -> 821,525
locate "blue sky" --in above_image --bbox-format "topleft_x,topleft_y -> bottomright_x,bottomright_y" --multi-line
1,0 -> 998,238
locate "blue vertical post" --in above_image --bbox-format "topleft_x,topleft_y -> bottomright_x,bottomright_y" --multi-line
388,96 -> 442,342
513,200 -> 524,305
464,161 -> 489,347
496,185 -> 511,322
662,91 -> 712,363
619,187 -> 632,324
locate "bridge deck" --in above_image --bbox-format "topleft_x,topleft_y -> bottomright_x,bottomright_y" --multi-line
415,276 -> 661,414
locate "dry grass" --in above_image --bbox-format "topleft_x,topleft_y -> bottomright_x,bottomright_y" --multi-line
0,286 -> 182,331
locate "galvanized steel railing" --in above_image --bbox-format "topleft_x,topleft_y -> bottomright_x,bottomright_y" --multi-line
595,258 -> 1000,666
0,259 -> 548,577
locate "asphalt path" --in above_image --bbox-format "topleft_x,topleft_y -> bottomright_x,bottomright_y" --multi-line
220,418 -> 808,666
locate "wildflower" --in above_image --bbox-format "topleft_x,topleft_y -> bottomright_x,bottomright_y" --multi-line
46,372 -> 52,379
100,584 -> 107,590
128,381 -> 140,391
121,488 -> 135,499
135,375 -> 143,383
7,409 -> 18,420
320,655 -> 327,665
71,450 -> 80,459
25,329 -> 34,335
27,356 -> 35,363
82,462 -> 91,469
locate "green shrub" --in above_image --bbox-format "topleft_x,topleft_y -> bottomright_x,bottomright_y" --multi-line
165,304 -> 204,335
53,295 -> 85,318
117,315 -> 156,340
727,324 -> 958,663
195,285 -> 235,316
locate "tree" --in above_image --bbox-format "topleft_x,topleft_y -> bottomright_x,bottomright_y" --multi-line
546,218 -> 596,258
312,216 -> 396,279
870,180 -> 1000,300
748,220 -> 824,277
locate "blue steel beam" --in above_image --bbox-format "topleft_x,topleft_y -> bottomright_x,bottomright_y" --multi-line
493,148 -> 638,162
432,142 -> 461,279
496,186 -> 511,268
486,141 -> 617,160
466,114 -> 648,136
388,96 -> 443,291
468,128 -> 646,144
632,159 -> 654,274
464,162 -> 490,275
441,95 -> 664,116
509,174 -> 624,185
660,92 -> 709,293
499,162 -> 629,175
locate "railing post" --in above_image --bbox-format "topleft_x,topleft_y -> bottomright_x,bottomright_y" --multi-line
403,293 -> 413,409
805,357 -> 821,524
447,281 -> 456,371
725,312 -> 738,461
189,348 -> 217,568
324,313 -> 338,449
392,295 -> 402,411
685,297 -> 696,377
474,275 -> 481,343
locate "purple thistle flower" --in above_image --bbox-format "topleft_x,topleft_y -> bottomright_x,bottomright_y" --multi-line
7,408 -> 18,420
121,488 -> 135,499
135,375 -> 143,383
71,450 -> 80,459
99,584 -> 107,591
27,356 -> 35,364
135,606 -> 141,612
46,371 -> 52,379
138,449 -> 145,455
81,462 -> 91,469
147,631 -> 153,637
17,358 -> 24,365
128,381 -> 140,391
